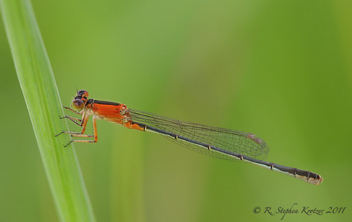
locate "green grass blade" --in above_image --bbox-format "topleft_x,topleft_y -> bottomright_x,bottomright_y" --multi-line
0,0 -> 96,221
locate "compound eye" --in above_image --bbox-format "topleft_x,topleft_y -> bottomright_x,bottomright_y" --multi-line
72,99 -> 85,111
77,90 -> 89,98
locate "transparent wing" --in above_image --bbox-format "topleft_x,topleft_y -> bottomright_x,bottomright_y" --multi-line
129,109 -> 269,161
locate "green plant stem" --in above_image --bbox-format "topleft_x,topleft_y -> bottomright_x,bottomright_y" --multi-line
0,0 -> 95,221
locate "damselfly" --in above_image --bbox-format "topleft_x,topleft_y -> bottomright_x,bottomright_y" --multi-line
56,90 -> 323,185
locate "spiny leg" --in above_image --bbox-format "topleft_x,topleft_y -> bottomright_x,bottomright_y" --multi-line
60,115 -> 82,126
57,114 -> 98,147
56,112 -> 94,147
65,116 -> 98,147
56,112 -> 88,137
58,106 -> 83,126
63,106 -> 82,115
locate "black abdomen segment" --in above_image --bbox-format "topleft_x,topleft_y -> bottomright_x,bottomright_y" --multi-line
132,121 -> 323,185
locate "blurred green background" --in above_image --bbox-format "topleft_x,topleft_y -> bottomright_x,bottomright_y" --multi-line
1,0 -> 351,221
